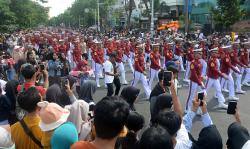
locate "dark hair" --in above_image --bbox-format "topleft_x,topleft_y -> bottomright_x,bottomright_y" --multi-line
139,126 -> 174,149
126,111 -> 144,132
5,80 -> 19,111
151,95 -> 173,123
158,69 -> 164,81
155,111 -> 182,136
94,96 -> 130,139
20,64 -> 36,79
115,112 -> 144,149
17,87 -> 41,113
120,86 -> 140,111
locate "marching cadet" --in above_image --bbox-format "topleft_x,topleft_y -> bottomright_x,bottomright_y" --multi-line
116,40 -> 128,85
240,41 -> 250,86
205,47 -> 228,109
145,38 -> 151,65
183,42 -> 195,83
148,43 -> 161,89
123,38 -> 134,73
131,45 -> 151,98
174,39 -> 185,71
230,42 -> 248,94
220,45 -> 241,100
93,40 -> 104,88
185,48 -> 205,112
163,41 -> 174,68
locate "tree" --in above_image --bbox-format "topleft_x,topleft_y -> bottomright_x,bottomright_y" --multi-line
0,0 -> 17,32
212,0 -> 242,31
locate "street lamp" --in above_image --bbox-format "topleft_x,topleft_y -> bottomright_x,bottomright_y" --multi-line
97,0 -> 104,32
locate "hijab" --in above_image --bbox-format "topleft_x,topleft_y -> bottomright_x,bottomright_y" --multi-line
191,125 -> 223,149
120,86 -> 140,111
46,84 -> 63,106
227,122 -> 250,149
79,80 -> 97,103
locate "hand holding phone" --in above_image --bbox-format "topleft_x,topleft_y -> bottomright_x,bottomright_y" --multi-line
198,91 -> 205,106
227,100 -> 237,115
163,71 -> 172,86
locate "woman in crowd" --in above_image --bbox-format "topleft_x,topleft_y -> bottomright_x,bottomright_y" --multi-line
79,80 -> 97,103
120,86 -> 140,111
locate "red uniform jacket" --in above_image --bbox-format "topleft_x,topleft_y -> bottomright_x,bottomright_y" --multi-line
186,47 -> 194,61
190,59 -> 203,86
175,45 -> 182,56
145,43 -> 151,54
116,48 -> 123,63
240,48 -> 249,66
150,52 -> 161,70
59,45 -> 67,56
124,43 -> 130,57
134,53 -> 145,73
164,46 -> 173,62
230,49 -> 244,67
93,48 -> 104,64
220,54 -> 240,75
207,57 -> 224,79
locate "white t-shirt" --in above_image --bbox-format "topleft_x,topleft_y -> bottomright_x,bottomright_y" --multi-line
104,60 -> 114,84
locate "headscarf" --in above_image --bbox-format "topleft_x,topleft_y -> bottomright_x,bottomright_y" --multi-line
65,100 -> 91,140
79,80 -> 97,103
191,125 -> 223,149
227,122 -> 250,149
45,84 -> 63,106
120,86 -> 140,111
51,122 -> 78,149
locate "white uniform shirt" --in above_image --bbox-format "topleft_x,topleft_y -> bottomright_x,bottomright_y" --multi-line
104,60 -> 114,84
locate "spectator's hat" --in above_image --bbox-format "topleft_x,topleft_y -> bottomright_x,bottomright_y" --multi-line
209,47 -> 219,53
38,101 -> 70,131
193,48 -> 203,53
166,61 -> 179,73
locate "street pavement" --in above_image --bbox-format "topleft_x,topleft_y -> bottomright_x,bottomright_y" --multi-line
92,64 -> 250,146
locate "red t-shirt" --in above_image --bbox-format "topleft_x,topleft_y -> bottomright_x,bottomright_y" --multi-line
71,141 -> 98,149
17,82 -> 46,96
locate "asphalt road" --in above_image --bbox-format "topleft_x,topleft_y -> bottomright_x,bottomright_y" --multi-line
92,63 -> 250,147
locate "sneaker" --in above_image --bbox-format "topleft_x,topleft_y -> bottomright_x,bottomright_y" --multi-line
242,82 -> 250,87
97,84 -> 101,88
181,69 -> 186,72
215,103 -> 228,109
183,79 -> 190,83
122,81 -> 128,85
227,96 -> 239,100
222,89 -> 229,93
177,84 -> 182,89
236,90 -> 246,94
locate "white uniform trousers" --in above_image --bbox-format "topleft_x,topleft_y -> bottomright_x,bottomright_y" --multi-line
185,81 -> 205,111
200,59 -> 207,76
131,71 -> 151,98
123,55 -> 134,73
117,62 -> 127,84
95,63 -> 102,86
175,55 -> 185,71
205,78 -> 225,104
242,67 -> 250,84
148,68 -> 160,89
220,70 -> 235,97
232,66 -> 242,91
184,61 -> 191,80
130,52 -> 135,64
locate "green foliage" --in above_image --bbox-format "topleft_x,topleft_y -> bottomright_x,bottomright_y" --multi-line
49,0 -> 116,29
212,0 -> 242,31
0,0 -> 48,33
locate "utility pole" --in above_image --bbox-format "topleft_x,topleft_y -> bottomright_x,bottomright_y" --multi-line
97,0 -> 100,32
150,0 -> 154,38
78,15 -> 80,29
95,9 -> 97,27
184,0 -> 189,34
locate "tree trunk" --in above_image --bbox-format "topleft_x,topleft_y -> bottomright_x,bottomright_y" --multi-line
127,0 -> 133,30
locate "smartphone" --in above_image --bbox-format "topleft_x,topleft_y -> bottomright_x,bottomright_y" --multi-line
227,100 -> 237,115
198,91 -> 205,106
163,71 -> 172,86
39,64 -> 45,70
